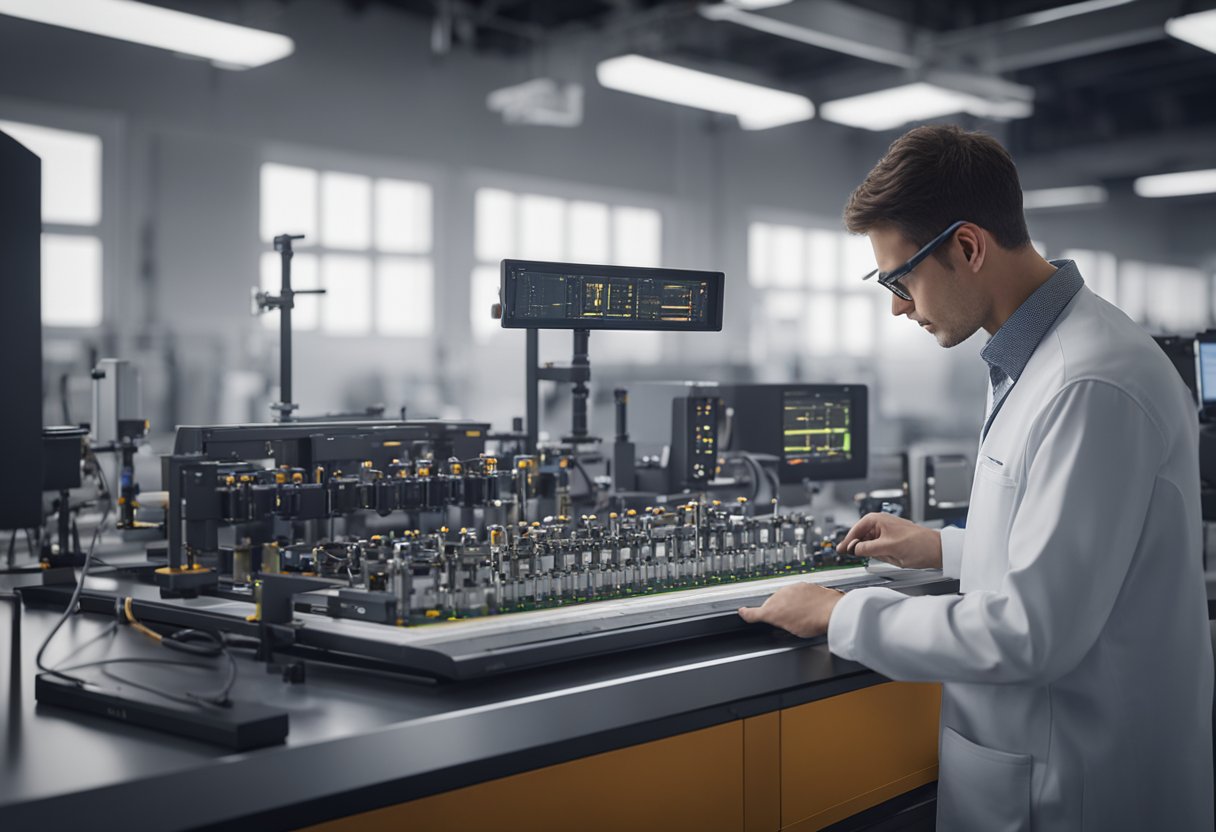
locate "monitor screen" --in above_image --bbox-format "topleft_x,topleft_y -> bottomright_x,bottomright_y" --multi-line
1198,341 -> 1216,405
781,388 -> 856,473
719,384 -> 868,482
499,260 -> 724,331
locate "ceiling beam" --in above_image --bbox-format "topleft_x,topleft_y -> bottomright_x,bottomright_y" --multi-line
1017,124 -> 1216,186
938,0 -> 1207,73
698,1 -> 919,69
702,0 -> 1216,103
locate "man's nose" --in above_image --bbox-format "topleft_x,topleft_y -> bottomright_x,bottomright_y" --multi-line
891,293 -> 914,317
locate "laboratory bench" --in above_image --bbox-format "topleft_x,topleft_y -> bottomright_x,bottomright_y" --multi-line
0,565 -> 955,832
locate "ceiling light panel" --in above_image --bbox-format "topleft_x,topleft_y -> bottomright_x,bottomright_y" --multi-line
1133,169 -> 1216,198
724,0 -> 795,9
0,0 -> 294,70
1022,186 -> 1108,209
1165,9 -> 1216,54
596,54 -> 814,130
819,82 -> 1031,131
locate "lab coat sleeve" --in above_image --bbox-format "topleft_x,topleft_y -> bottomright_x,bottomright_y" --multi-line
939,525 -> 964,579
827,379 -> 1165,684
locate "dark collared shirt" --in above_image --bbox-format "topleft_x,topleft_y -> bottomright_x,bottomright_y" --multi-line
980,259 -> 1084,434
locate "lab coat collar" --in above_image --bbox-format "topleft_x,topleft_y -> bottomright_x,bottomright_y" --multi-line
980,259 -> 1084,387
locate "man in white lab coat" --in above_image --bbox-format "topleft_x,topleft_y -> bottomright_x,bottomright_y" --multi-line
739,125 -> 1214,831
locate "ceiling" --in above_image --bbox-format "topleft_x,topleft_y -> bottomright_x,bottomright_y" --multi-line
338,0 -> 1216,164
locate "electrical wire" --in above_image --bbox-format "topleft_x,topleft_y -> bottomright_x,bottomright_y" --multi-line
738,454 -> 763,503
34,462 -> 237,707
34,492 -> 111,686
733,452 -> 780,507
758,457 -> 781,506
570,457 -> 598,501
114,597 -> 235,706
55,654 -> 237,709
39,598 -> 237,708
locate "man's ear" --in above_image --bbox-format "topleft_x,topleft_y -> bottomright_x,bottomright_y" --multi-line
954,224 -> 986,273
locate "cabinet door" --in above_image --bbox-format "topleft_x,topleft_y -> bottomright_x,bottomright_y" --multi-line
299,720 -> 744,832
780,682 -> 941,831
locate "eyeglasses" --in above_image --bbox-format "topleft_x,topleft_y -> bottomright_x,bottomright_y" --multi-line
861,220 -> 967,301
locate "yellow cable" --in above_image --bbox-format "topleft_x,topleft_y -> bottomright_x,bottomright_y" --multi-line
123,596 -> 163,643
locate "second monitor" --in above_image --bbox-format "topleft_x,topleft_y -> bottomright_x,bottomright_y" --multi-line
719,384 -> 868,483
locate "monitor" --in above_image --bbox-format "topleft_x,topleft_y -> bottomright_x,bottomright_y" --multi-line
499,259 -> 724,331
1153,335 -> 1199,406
718,384 -> 868,482
1197,334 -> 1216,408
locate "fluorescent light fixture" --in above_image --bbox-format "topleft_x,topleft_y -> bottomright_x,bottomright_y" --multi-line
1022,185 -> 1108,210
819,82 -> 1031,131
1011,0 -> 1134,29
1165,9 -> 1216,54
596,54 -> 814,130
0,0 -> 294,70
1133,169 -> 1216,199
725,0 -> 794,9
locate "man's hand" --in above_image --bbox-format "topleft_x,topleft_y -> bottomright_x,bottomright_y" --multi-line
837,512 -> 942,570
738,582 -> 844,638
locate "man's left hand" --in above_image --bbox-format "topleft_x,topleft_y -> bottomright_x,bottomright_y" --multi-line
738,582 -> 845,638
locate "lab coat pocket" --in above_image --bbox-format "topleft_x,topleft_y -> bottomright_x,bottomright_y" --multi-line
938,726 -> 1032,832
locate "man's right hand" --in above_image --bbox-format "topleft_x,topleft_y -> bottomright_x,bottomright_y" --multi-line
837,512 -> 942,570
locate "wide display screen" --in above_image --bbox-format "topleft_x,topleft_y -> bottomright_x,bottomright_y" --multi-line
500,260 -> 724,331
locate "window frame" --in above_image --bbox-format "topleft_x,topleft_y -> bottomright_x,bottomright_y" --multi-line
466,169 -> 670,358
259,143 -> 442,340
746,208 -> 881,364
0,97 -> 122,332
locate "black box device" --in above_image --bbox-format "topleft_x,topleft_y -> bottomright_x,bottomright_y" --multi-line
718,384 -> 868,483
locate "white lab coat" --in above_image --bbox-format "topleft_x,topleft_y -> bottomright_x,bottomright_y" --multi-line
828,286 -> 1214,831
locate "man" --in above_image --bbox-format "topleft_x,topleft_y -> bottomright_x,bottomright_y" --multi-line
739,124 -> 1213,831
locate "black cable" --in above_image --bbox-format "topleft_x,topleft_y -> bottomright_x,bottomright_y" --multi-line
739,454 -> 763,503
56,654 -> 237,708
758,457 -> 781,506
162,628 -> 226,658
221,634 -> 262,651
34,499 -> 110,686
570,458 -> 597,500
29,449 -> 229,708
46,619 -> 120,668
45,597 -> 237,708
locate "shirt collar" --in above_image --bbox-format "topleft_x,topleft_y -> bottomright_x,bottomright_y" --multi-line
981,259 -> 1084,385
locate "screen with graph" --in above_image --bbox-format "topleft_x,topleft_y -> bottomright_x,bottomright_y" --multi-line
499,260 -> 723,331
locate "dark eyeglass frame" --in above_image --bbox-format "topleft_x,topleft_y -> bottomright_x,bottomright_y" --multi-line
862,220 -> 967,301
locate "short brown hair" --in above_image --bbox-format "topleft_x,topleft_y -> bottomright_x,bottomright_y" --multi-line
844,124 -> 1031,251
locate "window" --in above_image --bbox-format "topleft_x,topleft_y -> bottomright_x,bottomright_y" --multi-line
0,120 -> 103,327
747,221 -> 878,364
1061,249 -> 1118,306
259,163 -> 433,337
471,187 -> 663,356
1119,260 -> 1210,333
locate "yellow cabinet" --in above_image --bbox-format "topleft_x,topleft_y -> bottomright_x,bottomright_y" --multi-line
300,682 -> 940,832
